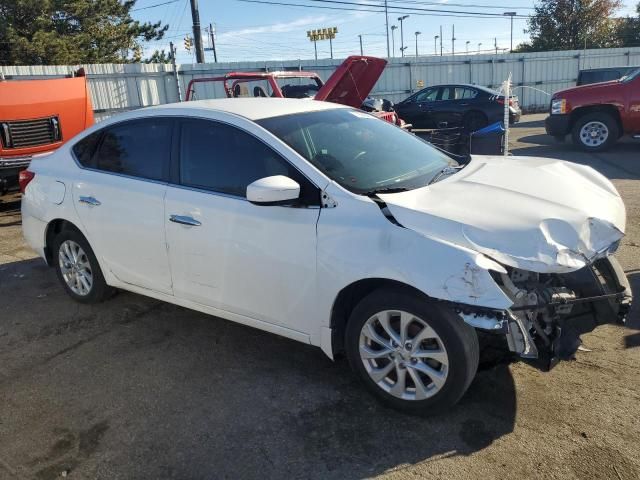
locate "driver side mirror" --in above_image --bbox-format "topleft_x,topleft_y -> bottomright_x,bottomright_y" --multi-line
246,175 -> 300,206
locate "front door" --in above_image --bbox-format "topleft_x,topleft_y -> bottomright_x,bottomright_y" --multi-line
72,118 -> 173,294
164,118 -> 321,332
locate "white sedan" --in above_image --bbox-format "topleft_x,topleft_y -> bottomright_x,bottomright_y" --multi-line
21,98 -> 632,414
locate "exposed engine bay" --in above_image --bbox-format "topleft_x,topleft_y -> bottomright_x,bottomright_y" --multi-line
459,256 -> 632,371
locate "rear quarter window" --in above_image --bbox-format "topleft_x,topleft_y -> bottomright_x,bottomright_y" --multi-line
72,131 -> 101,167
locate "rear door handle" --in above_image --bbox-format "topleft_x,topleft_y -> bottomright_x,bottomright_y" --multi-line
79,196 -> 101,206
169,215 -> 201,227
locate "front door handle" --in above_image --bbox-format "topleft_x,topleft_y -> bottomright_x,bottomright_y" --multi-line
79,196 -> 101,206
169,215 -> 201,227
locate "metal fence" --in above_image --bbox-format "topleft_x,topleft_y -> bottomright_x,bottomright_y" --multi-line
2,46 -> 639,121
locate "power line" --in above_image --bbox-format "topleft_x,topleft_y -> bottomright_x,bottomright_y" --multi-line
386,0 -> 535,10
132,0 -> 180,12
234,0 -> 532,19
305,0 -> 531,18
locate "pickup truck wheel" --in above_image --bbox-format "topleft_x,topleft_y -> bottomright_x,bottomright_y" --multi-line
572,112 -> 619,151
53,229 -> 115,303
345,288 -> 479,415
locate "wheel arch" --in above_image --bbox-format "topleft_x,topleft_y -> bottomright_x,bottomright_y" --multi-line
329,278 -> 430,357
569,105 -> 623,138
44,218 -> 83,265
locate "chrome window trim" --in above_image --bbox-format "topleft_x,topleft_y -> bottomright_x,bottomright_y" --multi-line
68,113 -> 324,209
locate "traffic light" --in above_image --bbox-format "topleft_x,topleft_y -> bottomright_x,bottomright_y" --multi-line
184,36 -> 193,53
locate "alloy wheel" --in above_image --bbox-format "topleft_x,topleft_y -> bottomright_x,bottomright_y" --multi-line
58,240 -> 93,296
358,310 -> 449,401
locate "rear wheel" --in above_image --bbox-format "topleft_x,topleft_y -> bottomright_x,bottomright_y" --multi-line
572,112 -> 619,151
53,228 -> 115,303
345,288 -> 479,415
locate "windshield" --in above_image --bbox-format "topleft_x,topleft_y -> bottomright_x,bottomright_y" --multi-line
257,109 -> 455,194
621,67 -> 640,83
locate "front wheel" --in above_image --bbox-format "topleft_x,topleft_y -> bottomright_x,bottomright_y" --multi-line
572,112 -> 619,151
345,288 -> 479,415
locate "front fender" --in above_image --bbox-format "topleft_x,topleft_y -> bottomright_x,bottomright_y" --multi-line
316,191 -> 513,327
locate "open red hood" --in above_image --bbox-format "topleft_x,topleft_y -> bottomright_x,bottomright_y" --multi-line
314,56 -> 387,108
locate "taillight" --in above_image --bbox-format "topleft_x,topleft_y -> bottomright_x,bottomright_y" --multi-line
19,169 -> 35,193
496,97 -> 514,107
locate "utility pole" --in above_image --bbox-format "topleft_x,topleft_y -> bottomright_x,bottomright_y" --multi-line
398,15 -> 409,57
504,12 -> 516,52
329,36 -> 333,59
391,25 -> 397,57
415,31 -> 421,57
434,35 -> 439,55
466,40 -> 470,53
209,23 -> 218,62
452,25 -> 456,55
478,42 -> 482,53
313,38 -> 317,60
358,34 -> 363,55
440,25 -> 443,56
385,0 -> 390,58
189,0 -> 205,63
495,37 -> 498,54
169,42 -> 183,102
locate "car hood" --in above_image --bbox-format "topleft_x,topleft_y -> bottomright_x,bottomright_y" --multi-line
553,79 -> 620,97
378,155 -> 625,273
314,56 -> 387,108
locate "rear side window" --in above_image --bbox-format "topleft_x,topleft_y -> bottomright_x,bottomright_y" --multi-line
92,119 -> 172,181
454,87 -> 478,99
72,131 -> 101,167
178,119 -> 319,206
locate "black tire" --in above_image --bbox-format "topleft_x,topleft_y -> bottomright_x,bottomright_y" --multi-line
53,227 -> 115,303
345,288 -> 479,415
571,112 -> 619,152
463,111 -> 488,132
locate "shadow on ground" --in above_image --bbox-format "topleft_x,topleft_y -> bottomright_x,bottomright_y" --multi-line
0,257 -> 517,479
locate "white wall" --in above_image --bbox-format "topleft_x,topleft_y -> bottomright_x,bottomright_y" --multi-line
2,46 -> 639,120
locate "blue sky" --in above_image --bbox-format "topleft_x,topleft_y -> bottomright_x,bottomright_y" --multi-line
132,0 -> 639,63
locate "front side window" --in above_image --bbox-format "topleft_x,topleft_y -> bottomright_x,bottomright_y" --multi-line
179,120 -> 319,205
414,88 -> 438,103
258,109 -> 455,195
92,119 -> 172,181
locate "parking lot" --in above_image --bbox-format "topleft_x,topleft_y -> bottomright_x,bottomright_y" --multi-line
0,113 -> 639,480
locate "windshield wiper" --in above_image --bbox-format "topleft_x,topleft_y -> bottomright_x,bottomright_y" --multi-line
428,165 -> 464,185
364,186 -> 411,196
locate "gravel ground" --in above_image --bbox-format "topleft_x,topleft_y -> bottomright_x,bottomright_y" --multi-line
0,114 -> 638,480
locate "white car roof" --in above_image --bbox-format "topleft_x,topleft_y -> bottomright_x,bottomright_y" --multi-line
145,98 -> 349,121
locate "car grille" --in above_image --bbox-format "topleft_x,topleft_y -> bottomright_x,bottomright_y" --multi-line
0,117 -> 61,149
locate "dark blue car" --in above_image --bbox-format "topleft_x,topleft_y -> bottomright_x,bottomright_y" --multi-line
394,84 -> 521,131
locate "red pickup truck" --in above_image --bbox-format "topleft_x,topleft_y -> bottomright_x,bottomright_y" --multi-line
545,67 -> 640,151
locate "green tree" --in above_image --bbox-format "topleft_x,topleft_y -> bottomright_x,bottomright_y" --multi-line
518,0 -> 622,52
144,49 -> 172,64
616,2 -> 640,47
0,0 -> 168,65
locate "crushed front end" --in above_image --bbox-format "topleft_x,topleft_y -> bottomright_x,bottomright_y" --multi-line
460,255 -> 632,371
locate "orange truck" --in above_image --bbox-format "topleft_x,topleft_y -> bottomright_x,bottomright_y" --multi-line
0,70 -> 94,194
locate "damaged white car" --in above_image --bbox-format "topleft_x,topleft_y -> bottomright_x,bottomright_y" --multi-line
21,99 -> 632,415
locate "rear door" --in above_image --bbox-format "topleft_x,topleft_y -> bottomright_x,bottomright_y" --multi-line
72,118 -> 173,294
625,73 -> 640,133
